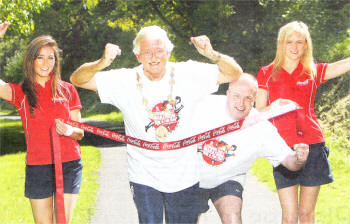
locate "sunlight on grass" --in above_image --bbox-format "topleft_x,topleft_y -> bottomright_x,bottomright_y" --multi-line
0,119 -> 23,127
316,131 -> 350,223
0,153 -> 32,223
86,112 -> 124,124
0,110 -> 17,115
0,146 -> 100,223
249,158 -> 276,191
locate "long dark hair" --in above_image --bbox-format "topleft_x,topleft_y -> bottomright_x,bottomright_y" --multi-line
22,35 -> 64,114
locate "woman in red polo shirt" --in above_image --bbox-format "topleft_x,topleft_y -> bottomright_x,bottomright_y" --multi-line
0,22 -> 84,223
256,21 -> 350,223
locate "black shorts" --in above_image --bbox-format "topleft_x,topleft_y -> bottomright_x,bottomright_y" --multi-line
273,143 -> 333,189
25,159 -> 83,199
199,180 -> 243,213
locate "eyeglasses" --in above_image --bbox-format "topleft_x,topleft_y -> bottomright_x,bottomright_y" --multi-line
140,49 -> 166,58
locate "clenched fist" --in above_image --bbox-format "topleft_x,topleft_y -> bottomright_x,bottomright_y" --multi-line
101,43 -> 122,68
293,143 -> 309,164
191,35 -> 217,61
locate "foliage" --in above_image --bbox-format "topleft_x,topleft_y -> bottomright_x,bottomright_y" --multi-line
0,37 -> 27,84
319,95 -> 350,139
0,0 -> 349,116
0,0 -> 51,36
1,0 -> 349,138
316,29 -> 350,114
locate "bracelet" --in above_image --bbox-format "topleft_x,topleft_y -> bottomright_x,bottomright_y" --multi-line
63,125 -> 74,136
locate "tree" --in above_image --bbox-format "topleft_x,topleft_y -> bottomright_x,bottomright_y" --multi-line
0,0 -> 50,35
1,0 -> 349,114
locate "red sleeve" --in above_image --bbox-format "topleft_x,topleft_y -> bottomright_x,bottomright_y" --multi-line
62,82 -> 82,111
315,63 -> 328,85
256,66 -> 270,90
7,83 -> 25,109
69,84 -> 82,111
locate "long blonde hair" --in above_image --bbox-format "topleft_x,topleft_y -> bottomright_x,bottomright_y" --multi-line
271,21 -> 316,80
22,35 -> 66,114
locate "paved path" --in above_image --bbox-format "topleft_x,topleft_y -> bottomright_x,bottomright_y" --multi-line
89,144 -> 282,224
0,115 -> 282,223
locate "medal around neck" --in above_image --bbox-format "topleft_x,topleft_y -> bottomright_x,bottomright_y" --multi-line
137,66 -> 183,142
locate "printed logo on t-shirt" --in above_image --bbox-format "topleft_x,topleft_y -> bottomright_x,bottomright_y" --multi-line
198,139 -> 237,166
145,96 -> 184,142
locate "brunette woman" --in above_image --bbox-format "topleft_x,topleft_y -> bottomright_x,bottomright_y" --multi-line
0,22 -> 84,223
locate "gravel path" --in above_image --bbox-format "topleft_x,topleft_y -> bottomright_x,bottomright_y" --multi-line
89,144 -> 282,224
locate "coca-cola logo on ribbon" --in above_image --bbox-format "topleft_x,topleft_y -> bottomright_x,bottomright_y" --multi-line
198,139 -> 237,165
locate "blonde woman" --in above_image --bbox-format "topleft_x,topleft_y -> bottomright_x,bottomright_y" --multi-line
256,21 -> 350,224
0,22 -> 84,223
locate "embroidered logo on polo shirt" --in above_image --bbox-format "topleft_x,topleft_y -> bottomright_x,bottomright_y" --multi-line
296,79 -> 309,86
52,97 -> 66,103
198,139 -> 237,166
145,96 -> 184,142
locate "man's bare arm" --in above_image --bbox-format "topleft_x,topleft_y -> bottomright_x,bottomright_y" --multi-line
70,43 -> 121,90
191,35 -> 243,84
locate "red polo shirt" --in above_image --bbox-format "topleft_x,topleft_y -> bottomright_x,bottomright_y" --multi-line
8,79 -> 82,165
257,63 -> 328,146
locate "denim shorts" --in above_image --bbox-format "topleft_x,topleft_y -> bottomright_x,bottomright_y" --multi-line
273,143 -> 333,189
199,180 -> 243,213
130,182 -> 200,224
25,159 -> 83,199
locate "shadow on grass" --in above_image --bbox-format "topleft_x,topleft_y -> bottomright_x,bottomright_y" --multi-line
0,120 -> 26,155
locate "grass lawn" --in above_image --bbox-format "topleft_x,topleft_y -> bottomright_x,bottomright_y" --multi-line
0,118 -> 101,223
83,111 -> 124,124
250,131 -> 350,223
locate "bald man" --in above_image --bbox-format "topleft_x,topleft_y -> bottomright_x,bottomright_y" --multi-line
193,73 -> 309,224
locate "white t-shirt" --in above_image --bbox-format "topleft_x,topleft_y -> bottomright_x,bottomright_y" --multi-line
95,60 -> 219,192
193,95 -> 293,189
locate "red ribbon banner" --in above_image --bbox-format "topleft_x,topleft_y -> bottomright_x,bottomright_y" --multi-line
64,119 -> 244,150
50,124 -> 66,224
64,102 -> 300,150
50,119 -> 243,223
51,103 -> 299,222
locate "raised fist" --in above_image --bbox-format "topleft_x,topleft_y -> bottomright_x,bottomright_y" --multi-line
190,35 -> 215,59
101,43 -> 122,67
